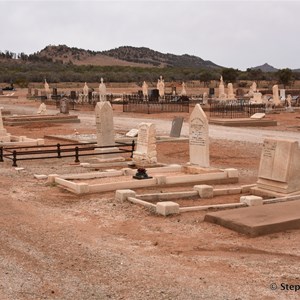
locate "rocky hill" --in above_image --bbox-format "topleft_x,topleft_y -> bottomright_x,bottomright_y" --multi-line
251,63 -> 278,73
35,44 -> 221,69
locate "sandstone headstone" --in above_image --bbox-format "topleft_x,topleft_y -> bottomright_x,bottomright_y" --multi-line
280,89 -> 286,100
257,138 -> 300,193
95,101 -> 114,146
170,116 -> 184,137
189,104 -> 209,167
251,92 -> 262,103
133,123 -> 157,165
180,82 -> 187,96
142,81 -> 148,98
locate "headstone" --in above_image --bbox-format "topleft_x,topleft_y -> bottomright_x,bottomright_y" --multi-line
133,123 -> 157,165
0,107 -> 11,142
37,103 -> 47,115
286,94 -> 294,112
180,82 -> 187,96
227,83 -> 235,100
44,79 -> 51,99
250,113 -> 265,119
251,92 -> 262,103
70,90 -> 76,100
95,101 -> 115,146
272,85 -> 281,106
189,104 -> 209,167
142,81 -> 148,98
59,97 -> 69,114
257,138 -> 300,193
170,117 -> 184,137
280,89 -> 286,100
99,78 -> 107,101
202,92 -> 208,104
218,76 -> 227,100
126,128 -> 139,137
157,76 -> 165,98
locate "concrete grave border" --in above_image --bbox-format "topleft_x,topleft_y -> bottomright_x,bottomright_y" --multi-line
48,165 -> 239,195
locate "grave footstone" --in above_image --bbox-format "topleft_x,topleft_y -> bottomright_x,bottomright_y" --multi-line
170,116 -> 184,138
189,104 -> 209,167
126,129 -> 139,137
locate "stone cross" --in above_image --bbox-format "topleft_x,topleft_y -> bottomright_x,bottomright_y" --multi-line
189,104 -> 209,167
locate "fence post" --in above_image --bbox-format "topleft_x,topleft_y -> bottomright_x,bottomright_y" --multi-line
75,146 -> 80,163
57,143 -> 61,158
131,140 -> 135,158
12,150 -> 17,167
0,147 -> 3,162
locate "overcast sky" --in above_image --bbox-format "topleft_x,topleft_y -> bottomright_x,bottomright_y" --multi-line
1,0 -> 299,70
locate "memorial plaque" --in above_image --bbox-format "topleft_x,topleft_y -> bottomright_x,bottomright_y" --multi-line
170,117 -> 184,137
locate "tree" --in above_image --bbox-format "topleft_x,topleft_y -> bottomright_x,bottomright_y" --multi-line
221,68 -> 240,83
199,71 -> 214,87
276,68 -> 294,87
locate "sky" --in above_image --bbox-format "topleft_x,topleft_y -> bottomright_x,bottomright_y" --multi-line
0,0 -> 299,71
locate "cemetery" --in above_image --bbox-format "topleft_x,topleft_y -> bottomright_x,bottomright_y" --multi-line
0,82 -> 300,299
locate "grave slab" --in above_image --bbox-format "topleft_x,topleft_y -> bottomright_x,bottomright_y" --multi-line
205,200 -> 300,236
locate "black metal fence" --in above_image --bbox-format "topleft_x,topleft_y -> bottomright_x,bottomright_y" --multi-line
209,102 -> 266,118
123,95 -> 189,114
0,141 -> 135,167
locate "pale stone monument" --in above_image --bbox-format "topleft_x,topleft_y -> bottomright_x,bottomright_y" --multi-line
189,104 -> 209,167
133,123 -> 157,165
180,82 -> 187,96
0,107 -> 11,142
44,79 -> 51,99
83,82 -> 89,102
247,81 -> 257,97
286,94 -> 294,112
95,101 -> 115,146
280,89 -> 286,100
142,81 -> 148,99
251,92 -> 263,103
272,85 -> 281,106
157,76 -> 165,98
37,103 -> 47,115
99,78 -> 107,101
218,76 -> 227,100
227,83 -> 235,100
256,138 -> 300,194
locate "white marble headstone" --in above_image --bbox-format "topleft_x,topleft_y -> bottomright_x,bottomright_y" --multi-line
189,104 -> 209,167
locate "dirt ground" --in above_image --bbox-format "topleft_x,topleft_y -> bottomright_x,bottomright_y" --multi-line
0,90 -> 300,300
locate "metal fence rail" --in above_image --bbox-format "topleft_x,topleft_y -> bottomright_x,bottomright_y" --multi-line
123,95 -> 189,114
209,102 -> 266,118
0,141 -> 135,167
